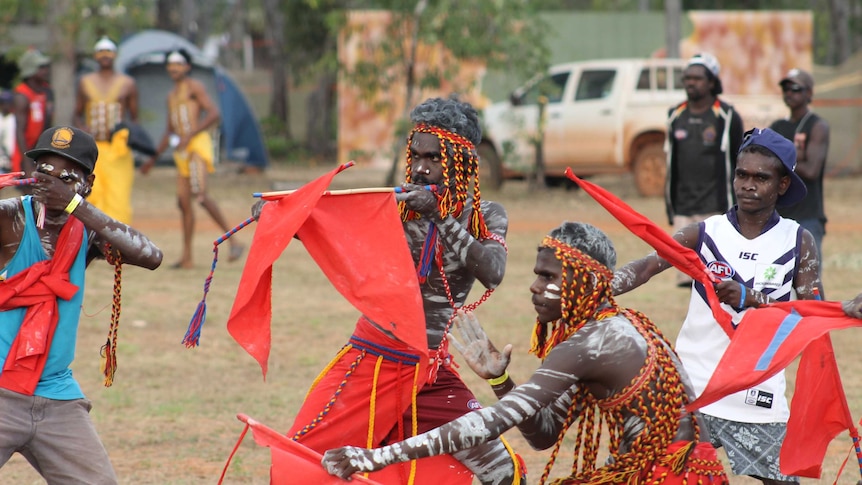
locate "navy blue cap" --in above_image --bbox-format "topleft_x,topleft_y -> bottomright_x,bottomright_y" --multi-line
739,127 -> 806,207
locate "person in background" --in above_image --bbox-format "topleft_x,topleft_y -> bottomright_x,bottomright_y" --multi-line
14,49 -> 53,180
140,48 -> 244,269
769,68 -> 829,264
666,52 -> 744,287
74,36 -> 139,224
0,90 -> 16,173
614,128 -> 821,484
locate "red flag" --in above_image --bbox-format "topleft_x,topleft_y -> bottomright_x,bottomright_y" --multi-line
296,193 -> 426,353
564,168 -> 734,336
687,300 -> 862,478
226,164 -> 348,377
233,414 -> 383,484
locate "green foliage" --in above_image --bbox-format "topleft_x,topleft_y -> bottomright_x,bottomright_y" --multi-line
341,0 -> 550,103
260,115 -> 308,163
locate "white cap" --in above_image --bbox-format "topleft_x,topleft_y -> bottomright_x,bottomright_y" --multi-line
94,36 -> 117,52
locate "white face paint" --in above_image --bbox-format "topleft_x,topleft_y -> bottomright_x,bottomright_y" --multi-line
543,283 -> 561,300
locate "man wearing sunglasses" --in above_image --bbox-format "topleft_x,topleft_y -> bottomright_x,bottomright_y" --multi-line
769,69 -> 830,264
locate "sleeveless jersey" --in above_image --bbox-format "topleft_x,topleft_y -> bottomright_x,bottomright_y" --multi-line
676,211 -> 801,423
771,112 -> 827,223
81,74 -> 126,141
0,196 -> 88,399
14,83 -> 49,149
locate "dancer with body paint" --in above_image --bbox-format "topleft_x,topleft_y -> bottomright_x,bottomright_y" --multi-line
74,36 -> 139,224
0,126 -> 162,483
269,97 -> 520,484
322,221 -> 729,484
613,128 -> 822,485
141,48 -> 244,269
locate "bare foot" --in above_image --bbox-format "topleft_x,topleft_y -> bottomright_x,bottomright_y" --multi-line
170,261 -> 194,270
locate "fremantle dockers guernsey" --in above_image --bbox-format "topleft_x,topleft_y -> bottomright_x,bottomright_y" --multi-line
676,210 -> 801,423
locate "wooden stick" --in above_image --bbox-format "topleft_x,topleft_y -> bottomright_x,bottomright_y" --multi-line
254,185 -> 437,199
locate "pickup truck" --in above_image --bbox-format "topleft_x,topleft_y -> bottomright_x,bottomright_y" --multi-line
479,58 -> 785,195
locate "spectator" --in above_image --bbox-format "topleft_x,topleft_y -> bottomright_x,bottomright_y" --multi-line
613,128 -> 821,484
0,90 -> 15,173
769,68 -> 829,263
666,53 -> 744,287
13,49 -> 53,180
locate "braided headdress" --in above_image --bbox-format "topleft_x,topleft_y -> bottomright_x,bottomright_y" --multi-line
398,99 -> 491,241
530,235 -> 616,359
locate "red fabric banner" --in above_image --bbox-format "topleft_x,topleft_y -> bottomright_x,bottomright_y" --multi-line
687,300 -> 862,478
226,165 -> 347,377
296,193 -> 426,354
564,168 -> 734,336
236,414 -> 383,484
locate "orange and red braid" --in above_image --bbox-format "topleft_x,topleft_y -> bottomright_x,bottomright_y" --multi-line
530,236 -> 616,359
399,124 -> 490,241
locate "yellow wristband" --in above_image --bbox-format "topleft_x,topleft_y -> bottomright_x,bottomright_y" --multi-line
487,371 -> 509,386
64,194 -> 84,214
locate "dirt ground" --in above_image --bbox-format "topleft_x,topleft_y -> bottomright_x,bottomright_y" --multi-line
2,163 -> 862,484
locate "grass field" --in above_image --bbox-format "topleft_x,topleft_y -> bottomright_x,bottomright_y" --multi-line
3,163 -> 862,484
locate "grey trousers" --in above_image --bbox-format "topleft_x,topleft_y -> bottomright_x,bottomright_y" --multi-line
0,387 -> 117,485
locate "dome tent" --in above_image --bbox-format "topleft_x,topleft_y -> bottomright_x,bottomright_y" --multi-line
116,29 -> 268,170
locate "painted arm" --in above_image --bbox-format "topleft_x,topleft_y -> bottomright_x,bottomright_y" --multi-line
322,343 -> 585,478
794,119 -> 829,180
612,222 -> 699,295
190,79 -> 220,135
126,77 -> 139,123
716,229 -> 823,309
31,172 -> 162,269
447,310 -> 572,450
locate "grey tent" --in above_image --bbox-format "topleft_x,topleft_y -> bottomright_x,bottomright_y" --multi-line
116,30 -> 268,169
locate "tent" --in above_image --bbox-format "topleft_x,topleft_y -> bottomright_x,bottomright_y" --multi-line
116,30 -> 268,170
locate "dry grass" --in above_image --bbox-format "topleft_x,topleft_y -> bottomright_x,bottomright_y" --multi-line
2,164 -> 862,484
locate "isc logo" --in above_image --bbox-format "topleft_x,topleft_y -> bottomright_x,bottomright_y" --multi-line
708,261 -> 734,279
745,389 -> 774,408
739,251 -> 759,260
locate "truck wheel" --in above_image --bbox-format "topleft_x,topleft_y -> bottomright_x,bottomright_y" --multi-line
477,142 -> 504,190
632,142 -> 666,197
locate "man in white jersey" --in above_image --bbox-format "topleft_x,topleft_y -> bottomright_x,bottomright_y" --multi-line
612,127 -> 822,485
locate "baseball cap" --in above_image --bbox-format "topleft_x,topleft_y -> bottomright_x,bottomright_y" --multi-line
687,52 -> 723,95
17,49 -> 50,78
25,126 -> 98,174
739,128 -> 807,207
779,68 -> 814,90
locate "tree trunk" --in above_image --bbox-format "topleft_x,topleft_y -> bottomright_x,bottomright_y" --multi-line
155,0 -> 180,32
664,0 -> 681,59
262,0 -> 290,137
224,0 -> 246,70
45,0 -> 76,125
827,0 -> 851,65
385,0 -> 428,186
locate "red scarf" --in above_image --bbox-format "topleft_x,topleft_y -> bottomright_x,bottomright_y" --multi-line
0,216 -> 84,395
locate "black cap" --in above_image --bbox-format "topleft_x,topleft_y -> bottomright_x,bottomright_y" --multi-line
25,126 -> 98,174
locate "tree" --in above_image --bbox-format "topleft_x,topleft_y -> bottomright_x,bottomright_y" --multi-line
339,0 -> 550,185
